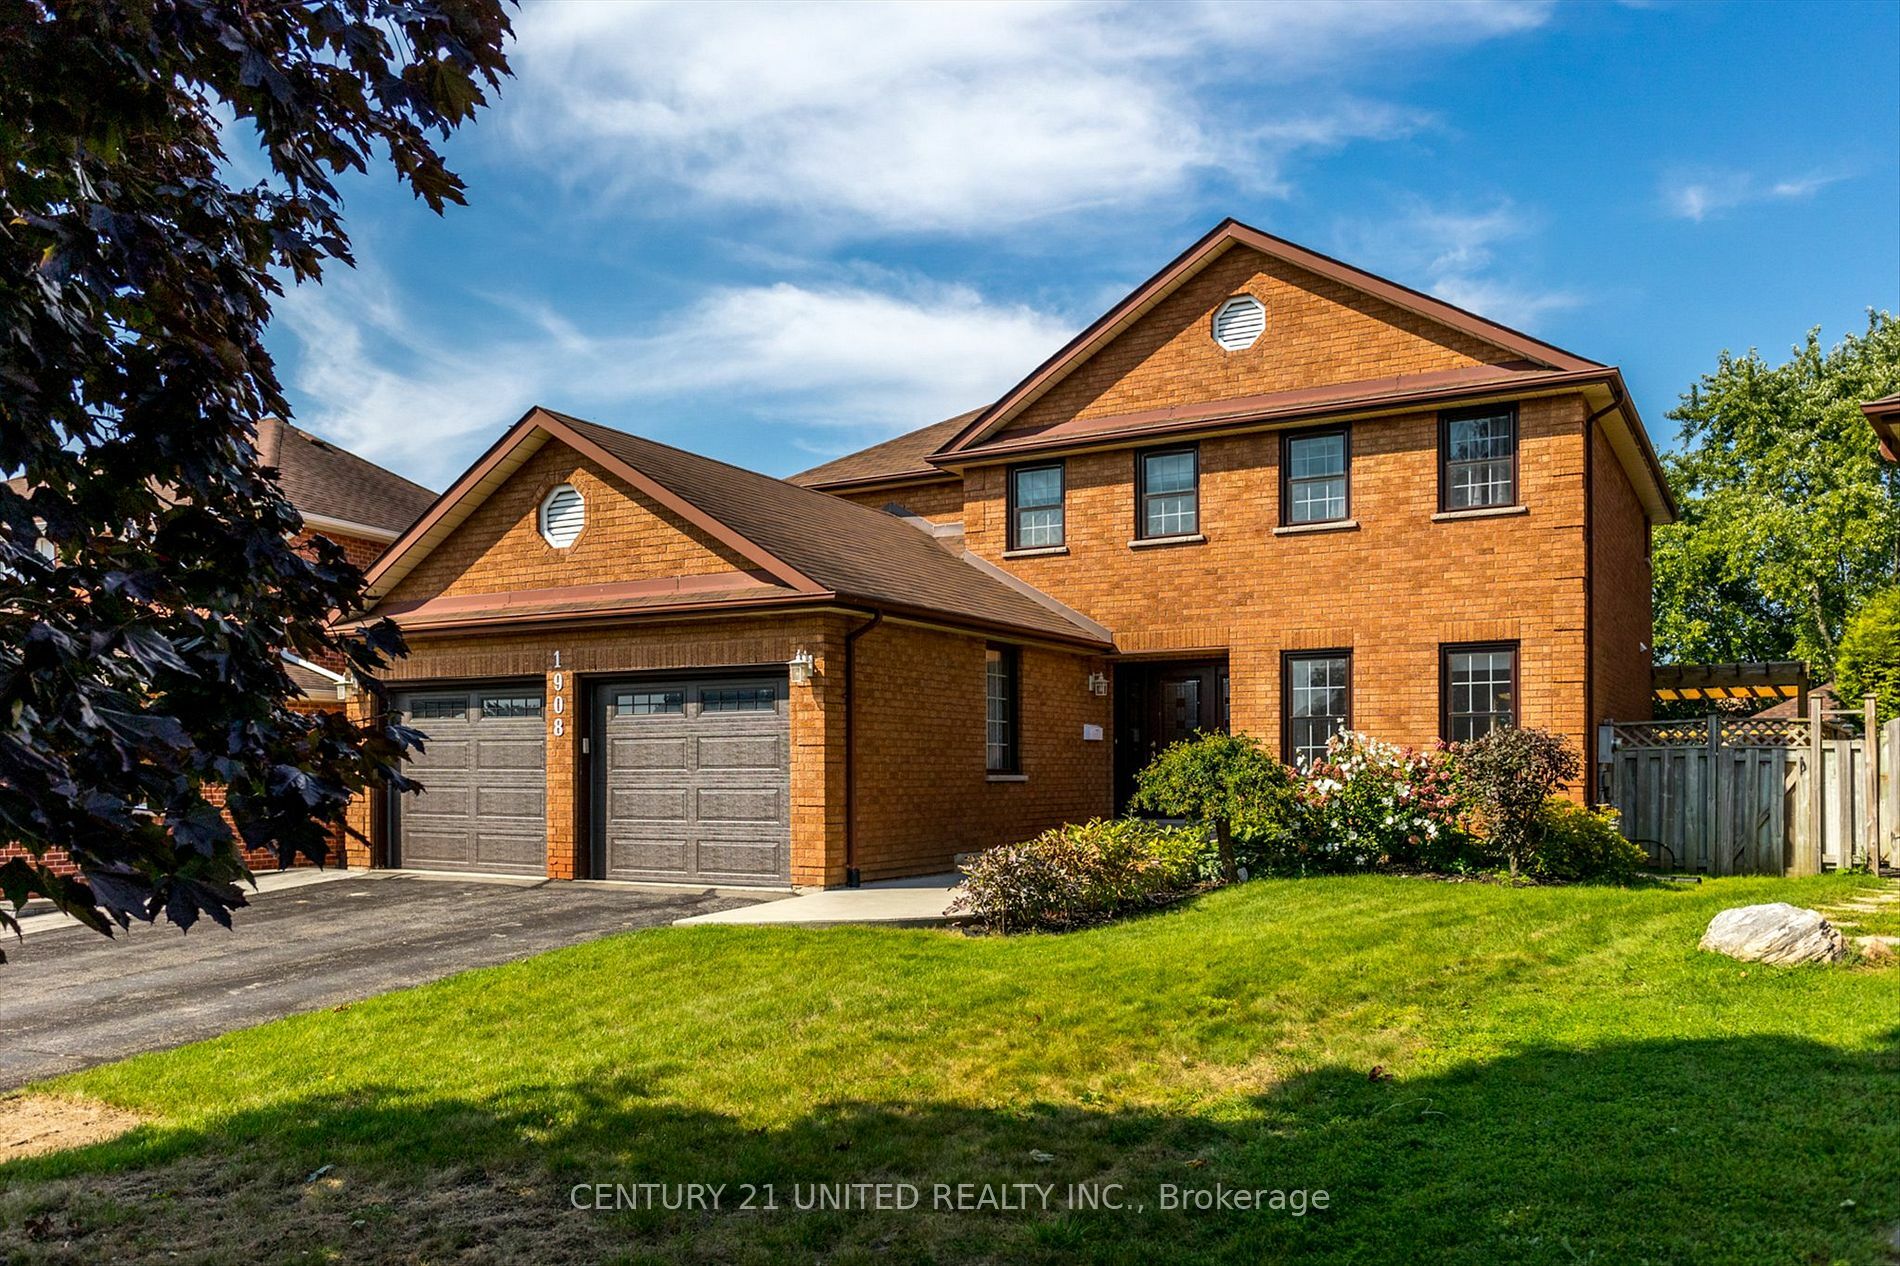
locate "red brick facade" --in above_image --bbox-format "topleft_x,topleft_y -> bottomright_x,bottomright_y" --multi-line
340,226 -> 1666,886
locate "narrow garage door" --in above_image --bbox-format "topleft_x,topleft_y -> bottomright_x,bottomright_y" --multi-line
395,686 -> 547,875
595,675 -> 790,885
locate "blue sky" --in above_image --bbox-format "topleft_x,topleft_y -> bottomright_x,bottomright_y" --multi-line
260,0 -> 1900,490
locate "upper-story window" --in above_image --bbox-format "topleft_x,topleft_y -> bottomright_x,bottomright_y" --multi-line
1281,427 -> 1350,525
1440,406 -> 1518,511
1008,462 -> 1065,550
1136,445 -> 1199,540
539,483 -> 585,547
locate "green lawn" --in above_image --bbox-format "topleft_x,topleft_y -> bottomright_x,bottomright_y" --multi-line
5,873 -> 1898,1264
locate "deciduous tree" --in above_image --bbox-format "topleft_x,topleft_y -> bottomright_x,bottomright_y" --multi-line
1653,314 -> 1900,677
0,1 -> 512,954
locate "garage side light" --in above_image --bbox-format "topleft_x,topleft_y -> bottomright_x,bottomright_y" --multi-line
789,648 -> 816,686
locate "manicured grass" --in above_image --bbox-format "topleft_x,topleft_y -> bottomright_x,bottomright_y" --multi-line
4,873 -> 1899,1264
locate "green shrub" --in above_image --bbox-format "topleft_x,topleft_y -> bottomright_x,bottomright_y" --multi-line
1128,731 -> 1303,878
951,818 -> 1212,933
1301,731 -> 1474,872
1837,587 -> 1900,726
1456,726 -> 1581,877
1526,798 -> 1646,882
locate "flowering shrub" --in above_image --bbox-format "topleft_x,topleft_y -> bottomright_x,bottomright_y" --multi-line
951,818 -> 1212,933
1300,731 -> 1472,871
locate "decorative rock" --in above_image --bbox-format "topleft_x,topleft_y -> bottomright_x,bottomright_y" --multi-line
1699,903 -> 1847,965
1856,935 -> 1898,962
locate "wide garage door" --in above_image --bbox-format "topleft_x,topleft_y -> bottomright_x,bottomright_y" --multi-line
595,674 -> 790,885
395,685 -> 547,875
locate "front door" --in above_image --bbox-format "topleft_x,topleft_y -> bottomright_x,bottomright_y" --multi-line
1114,658 -> 1229,809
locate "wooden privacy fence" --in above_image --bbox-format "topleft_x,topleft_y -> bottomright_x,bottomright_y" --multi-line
1599,700 -> 1898,876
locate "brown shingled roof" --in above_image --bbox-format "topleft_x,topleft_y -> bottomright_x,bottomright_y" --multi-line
359,408 -> 1110,649
785,409 -> 980,490
257,417 -> 437,537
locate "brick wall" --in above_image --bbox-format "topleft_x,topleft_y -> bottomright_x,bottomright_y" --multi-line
850,621 -> 1110,879
962,394 -> 1596,762
385,440 -> 753,605
833,479 -> 965,524
1000,246 -> 1515,439
1589,421 -> 1655,728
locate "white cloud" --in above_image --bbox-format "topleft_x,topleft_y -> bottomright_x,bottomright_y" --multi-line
502,0 -> 1551,232
271,261 -> 1073,486
1661,168 -> 1846,222
1336,198 -> 1582,331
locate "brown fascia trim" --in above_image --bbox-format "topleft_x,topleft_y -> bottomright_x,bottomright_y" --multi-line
791,469 -> 962,496
938,217 -> 1602,457
358,589 -> 1111,654
367,569 -> 785,623
1862,397 -> 1900,462
943,367 -> 1618,464
361,406 -> 827,604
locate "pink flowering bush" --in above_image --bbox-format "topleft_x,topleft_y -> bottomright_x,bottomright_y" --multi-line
1300,731 -> 1473,871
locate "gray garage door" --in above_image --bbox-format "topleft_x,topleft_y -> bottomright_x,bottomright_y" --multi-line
595,675 -> 790,885
395,686 -> 547,875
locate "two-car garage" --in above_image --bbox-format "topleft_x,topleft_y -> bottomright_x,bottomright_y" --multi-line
393,674 -> 791,886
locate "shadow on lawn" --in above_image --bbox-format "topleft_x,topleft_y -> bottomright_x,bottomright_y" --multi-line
4,1032 -> 1898,1265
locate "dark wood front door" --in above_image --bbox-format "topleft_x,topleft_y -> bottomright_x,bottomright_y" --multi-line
1114,658 -> 1229,809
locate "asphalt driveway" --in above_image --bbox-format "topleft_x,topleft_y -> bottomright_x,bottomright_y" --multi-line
1,872 -> 771,1091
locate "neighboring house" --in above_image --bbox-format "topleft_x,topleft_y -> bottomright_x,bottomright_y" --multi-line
254,416 -> 439,699
338,218 -> 1675,889
4,420 -> 435,877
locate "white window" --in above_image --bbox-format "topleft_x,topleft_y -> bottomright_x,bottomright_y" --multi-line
1211,294 -> 1266,351
539,483 -> 584,547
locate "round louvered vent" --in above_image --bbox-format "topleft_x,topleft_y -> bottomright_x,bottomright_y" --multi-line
1211,294 -> 1266,351
539,483 -> 584,547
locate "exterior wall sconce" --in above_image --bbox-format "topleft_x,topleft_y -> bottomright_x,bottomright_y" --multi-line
789,648 -> 816,686
1087,671 -> 1109,697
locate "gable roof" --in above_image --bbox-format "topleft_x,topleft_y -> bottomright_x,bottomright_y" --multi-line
937,218 -> 1602,459
356,408 -> 1110,647
787,409 -> 980,490
257,417 -> 437,538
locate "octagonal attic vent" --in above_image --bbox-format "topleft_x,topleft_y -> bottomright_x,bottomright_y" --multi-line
1211,294 -> 1266,351
539,483 -> 584,548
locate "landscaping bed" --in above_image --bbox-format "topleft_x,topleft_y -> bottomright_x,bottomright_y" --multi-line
3,872 -> 1898,1264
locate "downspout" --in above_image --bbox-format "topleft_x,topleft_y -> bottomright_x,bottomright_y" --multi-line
1583,384 -> 1627,803
842,608 -> 883,888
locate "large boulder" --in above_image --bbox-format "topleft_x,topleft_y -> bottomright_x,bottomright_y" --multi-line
1700,903 -> 1847,965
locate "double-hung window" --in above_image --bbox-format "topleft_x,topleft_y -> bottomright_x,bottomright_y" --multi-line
985,646 -> 1019,774
1442,642 -> 1518,741
1281,427 -> 1349,525
1008,463 -> 1065,550
1284,651 -> 1351,766
1440,407 -> 1518,510
1137,446 -> 1199,539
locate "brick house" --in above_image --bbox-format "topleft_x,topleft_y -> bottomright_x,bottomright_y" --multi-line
2,419 -> 436,878
340,218 -> 1675,888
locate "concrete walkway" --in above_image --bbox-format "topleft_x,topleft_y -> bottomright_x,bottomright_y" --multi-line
674,873 -> 963,927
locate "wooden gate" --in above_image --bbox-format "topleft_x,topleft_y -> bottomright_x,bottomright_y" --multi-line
1600,704 -> 1897,876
